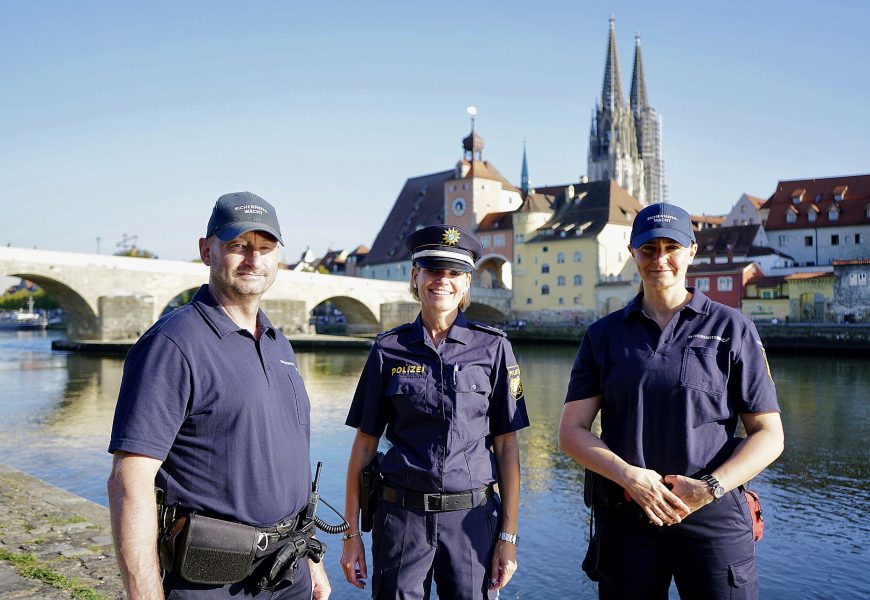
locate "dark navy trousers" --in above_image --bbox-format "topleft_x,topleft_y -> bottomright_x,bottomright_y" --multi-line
163,558 -> 312,599
371,493 -> 501,600
595,489 -> 758,600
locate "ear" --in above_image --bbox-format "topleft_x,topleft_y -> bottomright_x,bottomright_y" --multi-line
688,242 -> 698,260
627,243 -> 635,258
199,238 -> 212,266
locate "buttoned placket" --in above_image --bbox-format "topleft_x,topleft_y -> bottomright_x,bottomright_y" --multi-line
423,331 -> 449,492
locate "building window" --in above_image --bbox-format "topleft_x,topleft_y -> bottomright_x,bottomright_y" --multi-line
695,277 -> 710,291
526,297 -> 533,304
541,263 -> 550,273
557,252 -> 565,263
787,211 -> 797,223
481,236 -> 491,248
557,275 -> 566,286
573,297 -> 581,305
632,273 -> 640,283
515,234 -> 525,243
808,211 -> 817,223
762,290 -> 773,299
778,235 -> 788,247
516,254 -> 522,265
574,251 -> 583,262
849,273 -> 858,286
558,297 -> 564,305
542,246 -> 548,253
541,285 -> 550,295
717,277 -> 733,292
740,204 -> 746,213
856,234 -> 864,244
831,235 -> 839,246
805,236 -> 813,247
574,274 -> 583,286
829,209 -> 839,221
494,234 -> 506,247
860,272 -> 868,287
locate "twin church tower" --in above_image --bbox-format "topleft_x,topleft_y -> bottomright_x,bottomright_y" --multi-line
587,17 -> 665,205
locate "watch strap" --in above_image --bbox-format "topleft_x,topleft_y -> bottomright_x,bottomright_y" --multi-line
498,532 -> 519,546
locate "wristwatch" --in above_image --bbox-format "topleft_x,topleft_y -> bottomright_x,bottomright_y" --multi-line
700,474 -> 725,503
498,532 -> 519,546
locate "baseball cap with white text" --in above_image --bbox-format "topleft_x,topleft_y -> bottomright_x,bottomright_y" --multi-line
630,202 -> 695,249
206,192 -> 284,245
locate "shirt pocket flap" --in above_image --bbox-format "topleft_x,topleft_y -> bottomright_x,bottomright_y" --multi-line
680,345 -> 727,396
455,367 -> 492,394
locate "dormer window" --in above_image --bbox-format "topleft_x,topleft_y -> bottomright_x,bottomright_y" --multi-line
829,206 -> 839,221
833,186 -> 847,202
808,211 -> 817,223
815,194 -> 822,203
786,208 -> 797,223
791,189 -> 805,205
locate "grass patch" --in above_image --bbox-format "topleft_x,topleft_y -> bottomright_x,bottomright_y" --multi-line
47,514 -> 89,526
0,546 -> 105,599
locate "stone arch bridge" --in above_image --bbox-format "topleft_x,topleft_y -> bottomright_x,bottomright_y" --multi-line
0,247 -> 511,341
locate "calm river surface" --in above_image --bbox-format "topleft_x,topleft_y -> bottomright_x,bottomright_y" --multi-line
0,330 -> 867,599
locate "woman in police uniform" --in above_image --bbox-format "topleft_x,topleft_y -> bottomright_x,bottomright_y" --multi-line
558,203 -> 785,599
340,225 -> 530,600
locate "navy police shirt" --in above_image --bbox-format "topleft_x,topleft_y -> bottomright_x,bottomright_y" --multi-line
565,289 -> 779,477
109,285 -> 311,527
346,311 -> 530,493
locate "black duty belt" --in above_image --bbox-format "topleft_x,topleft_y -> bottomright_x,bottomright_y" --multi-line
381,483 -> 493,512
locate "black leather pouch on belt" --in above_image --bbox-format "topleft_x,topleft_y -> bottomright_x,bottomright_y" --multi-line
359,451 -> 384,533
172,513 -> 259,585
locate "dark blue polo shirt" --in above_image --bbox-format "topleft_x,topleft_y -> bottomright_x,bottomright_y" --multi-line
346,311 -> 530,493
109,285 -> 311,527
565,288 -> 779,477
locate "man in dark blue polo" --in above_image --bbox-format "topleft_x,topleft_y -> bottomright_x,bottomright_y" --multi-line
108,192 -> 331,599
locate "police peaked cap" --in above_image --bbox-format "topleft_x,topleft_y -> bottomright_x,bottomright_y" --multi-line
405,225 -> 483,272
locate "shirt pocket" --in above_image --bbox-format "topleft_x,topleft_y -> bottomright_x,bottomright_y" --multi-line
454,366 -> 492,440
286,368 -> 311,425
679,345 -> 727,396
385,377 -> 433,418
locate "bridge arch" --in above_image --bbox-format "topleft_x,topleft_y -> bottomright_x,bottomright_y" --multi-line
476,253 -> 511,290
3,272 -> 100,339
464,301 -> 508,325
309,295 -> 380,336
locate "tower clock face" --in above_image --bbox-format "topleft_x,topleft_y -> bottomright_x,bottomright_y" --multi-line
452,197 -> 467,217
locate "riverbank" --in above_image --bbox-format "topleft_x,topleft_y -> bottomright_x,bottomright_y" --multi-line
0,463 -> 123,599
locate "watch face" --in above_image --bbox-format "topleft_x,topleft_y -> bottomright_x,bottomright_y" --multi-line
452,197 -> 466,216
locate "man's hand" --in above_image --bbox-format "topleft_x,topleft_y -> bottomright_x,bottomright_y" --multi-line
310,559 -> 331,599
488,539 -> 517,590
621,465 -> 690,526
663,474 -> 715,514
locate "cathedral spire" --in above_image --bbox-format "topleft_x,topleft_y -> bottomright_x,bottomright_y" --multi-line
520,138 -> 529,195
630,32 -> 648,114
601,16 -> 625,111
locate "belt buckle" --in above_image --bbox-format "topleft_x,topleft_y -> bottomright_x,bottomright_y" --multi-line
425,493 -> 443,512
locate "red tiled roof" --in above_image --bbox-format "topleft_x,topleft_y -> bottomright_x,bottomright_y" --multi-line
784,271 -> 834,280
477,211 -> 514,232
687,261 -> 755,274
694,224 -> 763,259
746,275 -> 788,287
832,258 -> 870,266
762,174 -> 870,230
745,194 -> 767,209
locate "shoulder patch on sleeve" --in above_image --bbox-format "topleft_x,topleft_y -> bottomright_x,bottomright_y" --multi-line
468,320 -> 507,337
377,322 -> 413,339
507,365 -> 524,400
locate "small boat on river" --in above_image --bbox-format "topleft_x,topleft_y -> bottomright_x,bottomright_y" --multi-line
0,297 -> 48,331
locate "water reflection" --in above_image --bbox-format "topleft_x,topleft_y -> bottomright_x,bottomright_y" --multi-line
0,332 -> 867,598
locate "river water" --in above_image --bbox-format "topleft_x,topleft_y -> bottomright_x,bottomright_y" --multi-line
0,330 -> 867,599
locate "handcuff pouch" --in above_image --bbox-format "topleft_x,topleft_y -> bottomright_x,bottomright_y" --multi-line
174,513 -> 259,585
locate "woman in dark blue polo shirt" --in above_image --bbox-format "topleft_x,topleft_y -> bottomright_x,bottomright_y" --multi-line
558,202 -> 784,600
339,225 -> 530,599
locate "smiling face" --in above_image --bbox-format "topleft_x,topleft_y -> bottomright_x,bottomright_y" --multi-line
411,265 -> 471,318
200,230 -> 279,301
629,237 -> 697,293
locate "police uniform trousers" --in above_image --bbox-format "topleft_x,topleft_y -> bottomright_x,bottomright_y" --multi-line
162,558 -> 312,600
371,492 -> 501,600
596,489 -> 758,600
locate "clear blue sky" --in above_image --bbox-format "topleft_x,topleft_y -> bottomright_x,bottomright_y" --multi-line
2,0 -> 868,263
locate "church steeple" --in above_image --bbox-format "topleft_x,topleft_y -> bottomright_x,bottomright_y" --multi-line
601,16 -> 625,111
520,138 -> 530,195
630,33 -> 648,114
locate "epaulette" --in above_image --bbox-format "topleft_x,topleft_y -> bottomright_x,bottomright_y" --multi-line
376,322 -> 414,339
468,320 -> 507,337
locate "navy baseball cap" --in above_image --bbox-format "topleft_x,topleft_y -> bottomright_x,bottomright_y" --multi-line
405,225 -> 483,272
630,202 -> 696,248
206,192 -> 284,245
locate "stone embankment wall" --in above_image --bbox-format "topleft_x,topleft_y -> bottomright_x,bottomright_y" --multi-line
0,463 -> 123,599
754,323 -> 870,352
